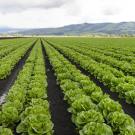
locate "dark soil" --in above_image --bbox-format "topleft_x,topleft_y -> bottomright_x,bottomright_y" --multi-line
41,41 -> 78,135
0,40 -> 36,104
47,41 -> 135,120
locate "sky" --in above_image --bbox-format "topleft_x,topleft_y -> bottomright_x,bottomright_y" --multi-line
0,0 -> 135,28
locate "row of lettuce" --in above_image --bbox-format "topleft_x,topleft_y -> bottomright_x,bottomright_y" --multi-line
88,45 -> 135,59
81,45 -> 135,64
46,38 -> 135,75
47,38 -> 135,75
66,44 -> 135,75
58,38 -> 135,63
48,41 -> 135,105
0,40 -> 53,135
0,38 -> 36,79
45,37 -> 135,56
0,38 -> 26,51
43,40 -> 135,135
0,38 -> 33,59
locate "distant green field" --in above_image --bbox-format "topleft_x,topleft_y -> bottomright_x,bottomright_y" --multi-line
46,37 -> 135,47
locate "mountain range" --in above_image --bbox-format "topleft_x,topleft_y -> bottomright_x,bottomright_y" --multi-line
0,27 -> 26,34
1,22 -> 135,35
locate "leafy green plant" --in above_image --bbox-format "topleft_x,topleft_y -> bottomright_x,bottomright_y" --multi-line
90,91 -> 105,104
0,105 -> 19,127
60,79 -> 80,92
79,122 -> 113,135
68,96 -> 97,115
17,114 -> 53,135
17,99 -> 53,134
64,88 -> 84,103
73,110 -> 104,129
98,97 -> 123,117
125,90 -> 135,104
107,111 -> 135,132
116,83 -> 135,97
119,126 -> 135,135
0,126 -> 13,135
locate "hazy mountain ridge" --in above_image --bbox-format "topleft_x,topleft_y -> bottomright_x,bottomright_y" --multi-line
1,22 -> 135,35
0,27 -> 27,34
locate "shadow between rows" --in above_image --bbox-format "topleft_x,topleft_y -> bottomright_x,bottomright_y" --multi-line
41,40 -> 78,135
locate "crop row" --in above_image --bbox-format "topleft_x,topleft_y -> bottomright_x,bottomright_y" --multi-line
0,38 -> 33,60
0,41 -> 38,134
0,39 -> 36,79
90,46 -> 135,57
61,43 -> 135,79
43,40 -> 135,135
48,38 -> 135,64
76,44 -> 135,71
49,41 -> 135,104
0,40 -> 53,134
49,38 -> 135,76
66,44 -> 135,75
16,40 -> 53,135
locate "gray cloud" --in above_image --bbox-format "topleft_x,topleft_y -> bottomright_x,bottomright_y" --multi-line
0,0 -> 134,28
0,0 -> 70,13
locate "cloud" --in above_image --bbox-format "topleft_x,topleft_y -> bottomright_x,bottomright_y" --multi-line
0,0 -> 71,13
0,0 -> 135,28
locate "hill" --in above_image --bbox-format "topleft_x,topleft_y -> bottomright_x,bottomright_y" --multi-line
2,22 -> 135,35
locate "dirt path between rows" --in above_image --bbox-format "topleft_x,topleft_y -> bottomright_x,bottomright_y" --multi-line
42,41 -> 78,135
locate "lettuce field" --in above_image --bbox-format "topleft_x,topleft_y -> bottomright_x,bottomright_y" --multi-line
0,37 -> 135,135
